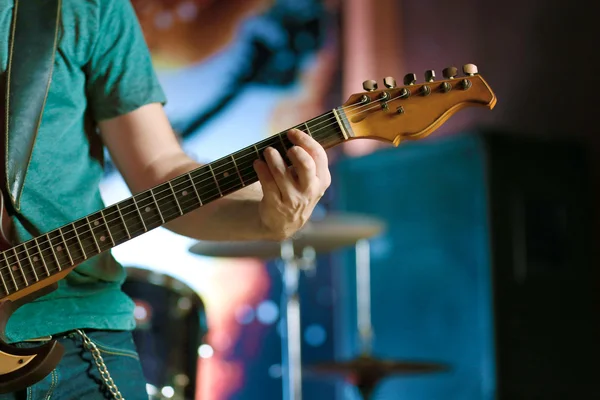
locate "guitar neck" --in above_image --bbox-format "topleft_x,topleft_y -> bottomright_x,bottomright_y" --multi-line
0,109 -> 349,299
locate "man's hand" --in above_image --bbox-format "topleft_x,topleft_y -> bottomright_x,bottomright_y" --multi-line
254,128 -> 331,240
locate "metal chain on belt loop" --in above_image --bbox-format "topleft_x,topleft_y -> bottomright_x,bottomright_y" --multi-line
75,329 -> 125,400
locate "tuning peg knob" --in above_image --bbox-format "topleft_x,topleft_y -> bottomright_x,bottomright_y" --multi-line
462,63 -> 478,76
442,67 -> 458,79
424,70 -> 435,82
383,76 -> 396,89
363,80 -> 378,91
403,73 -> 417,85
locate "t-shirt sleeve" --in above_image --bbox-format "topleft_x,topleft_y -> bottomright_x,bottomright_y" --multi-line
85,0 -> 166,121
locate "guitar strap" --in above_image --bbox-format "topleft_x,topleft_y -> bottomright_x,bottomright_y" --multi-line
0,0 -> 62,238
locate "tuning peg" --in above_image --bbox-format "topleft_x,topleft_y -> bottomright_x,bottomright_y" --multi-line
462,63 -> 478,76
363,80 -> 378,91
424,70 -> 435,82
403,73 -> 417,85
442,67 -> 458,79
383,76 -> 396,89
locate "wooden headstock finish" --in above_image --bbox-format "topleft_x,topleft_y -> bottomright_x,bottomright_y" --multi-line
339,64 -> 497,146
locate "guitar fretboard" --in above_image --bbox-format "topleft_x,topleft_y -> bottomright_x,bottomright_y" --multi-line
0,110 -> 347,297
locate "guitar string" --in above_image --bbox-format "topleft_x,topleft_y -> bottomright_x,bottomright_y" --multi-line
5,74 -> 468,280
0,92 -> 401,291
0,89 -> 385,267
0,88 -> 416,288
6,82 -> 405,262
0,134 -> 345,291
0,88 -> 406,289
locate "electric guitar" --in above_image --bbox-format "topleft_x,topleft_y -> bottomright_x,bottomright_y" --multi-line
0,64 -> 496,393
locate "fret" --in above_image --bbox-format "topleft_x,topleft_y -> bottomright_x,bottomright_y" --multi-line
277,133 -> 292,165
12,246 -> 28,286
119,198 -> 147,237
152,182 -> 178,220
116,203 -> 131,239
34,237 -> 51,276
85,217 -> 101,253
278,132 -> 289,151
0,262 -> 9,294
168,175 -> 199,215
103,205 -> 129,245
191,166 -> 220,204
306,111 -> 345,149
46,233 -> 62,271
71,222 -> 87,260
131,196 -> 148,232
57,228 -> 74,266
208,164 -> 223,197
187,172 -> 203,206
168,181 -> 183,216
87,213 -> 113,253
22,243 -> 39,282
100,210 -> 116,246
302,122 -> 312,137
135,192 -> 163,230
149,190 -> 165,224
231,155 -> 245,187
253,144 -> 261,159
232,148 -> 259,186
3,252 -> 18,291
48,230 -> 71,269
212,157 -> 244,196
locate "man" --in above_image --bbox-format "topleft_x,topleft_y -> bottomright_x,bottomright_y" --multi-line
0,0 -> 330,398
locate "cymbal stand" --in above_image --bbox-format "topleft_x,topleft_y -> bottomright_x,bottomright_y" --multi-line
354,238 -> 378,399
279,240 -> 316,400
355,238 -> 374,356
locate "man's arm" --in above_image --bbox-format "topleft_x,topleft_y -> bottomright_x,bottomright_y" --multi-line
99,103 -> 330,242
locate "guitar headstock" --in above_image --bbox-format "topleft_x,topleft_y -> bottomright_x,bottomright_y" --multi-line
340,64 -> 496,146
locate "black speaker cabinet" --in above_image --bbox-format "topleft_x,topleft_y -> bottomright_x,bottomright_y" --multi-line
333,131 -> 600,399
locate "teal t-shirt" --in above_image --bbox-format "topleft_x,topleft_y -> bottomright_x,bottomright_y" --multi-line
0,0 -> 166,342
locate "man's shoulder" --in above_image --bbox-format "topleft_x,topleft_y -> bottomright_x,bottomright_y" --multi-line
59,0 -> 139,64
61,0 -> 134,27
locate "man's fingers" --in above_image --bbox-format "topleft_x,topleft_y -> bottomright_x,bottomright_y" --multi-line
254,159 -> 281,201
287,146 -> 317,190
287,129 -> 330,187
263,147 -> 295,201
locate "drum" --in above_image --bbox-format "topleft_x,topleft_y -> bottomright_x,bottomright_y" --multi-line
121,266 -> 208,400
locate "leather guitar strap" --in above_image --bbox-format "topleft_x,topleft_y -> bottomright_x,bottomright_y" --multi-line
0,0 -> 62,239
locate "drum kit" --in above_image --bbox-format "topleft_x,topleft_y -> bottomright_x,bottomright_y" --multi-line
188,212 -> 449,400
122,266 -> 207,400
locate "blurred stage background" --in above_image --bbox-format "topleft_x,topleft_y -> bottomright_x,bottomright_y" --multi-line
98,0 -> 600,399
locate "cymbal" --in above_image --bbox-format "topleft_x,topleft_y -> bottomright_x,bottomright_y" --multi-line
309,354 -> 448,376
308,355 -> 448,400
189,213 -> 385,259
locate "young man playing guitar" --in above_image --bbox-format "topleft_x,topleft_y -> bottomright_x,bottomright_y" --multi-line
0,0 -> 330,398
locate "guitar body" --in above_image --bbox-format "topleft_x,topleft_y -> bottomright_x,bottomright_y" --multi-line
0,284 -> 64,394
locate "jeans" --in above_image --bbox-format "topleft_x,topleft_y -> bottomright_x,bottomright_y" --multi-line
0,330 -> 148,400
